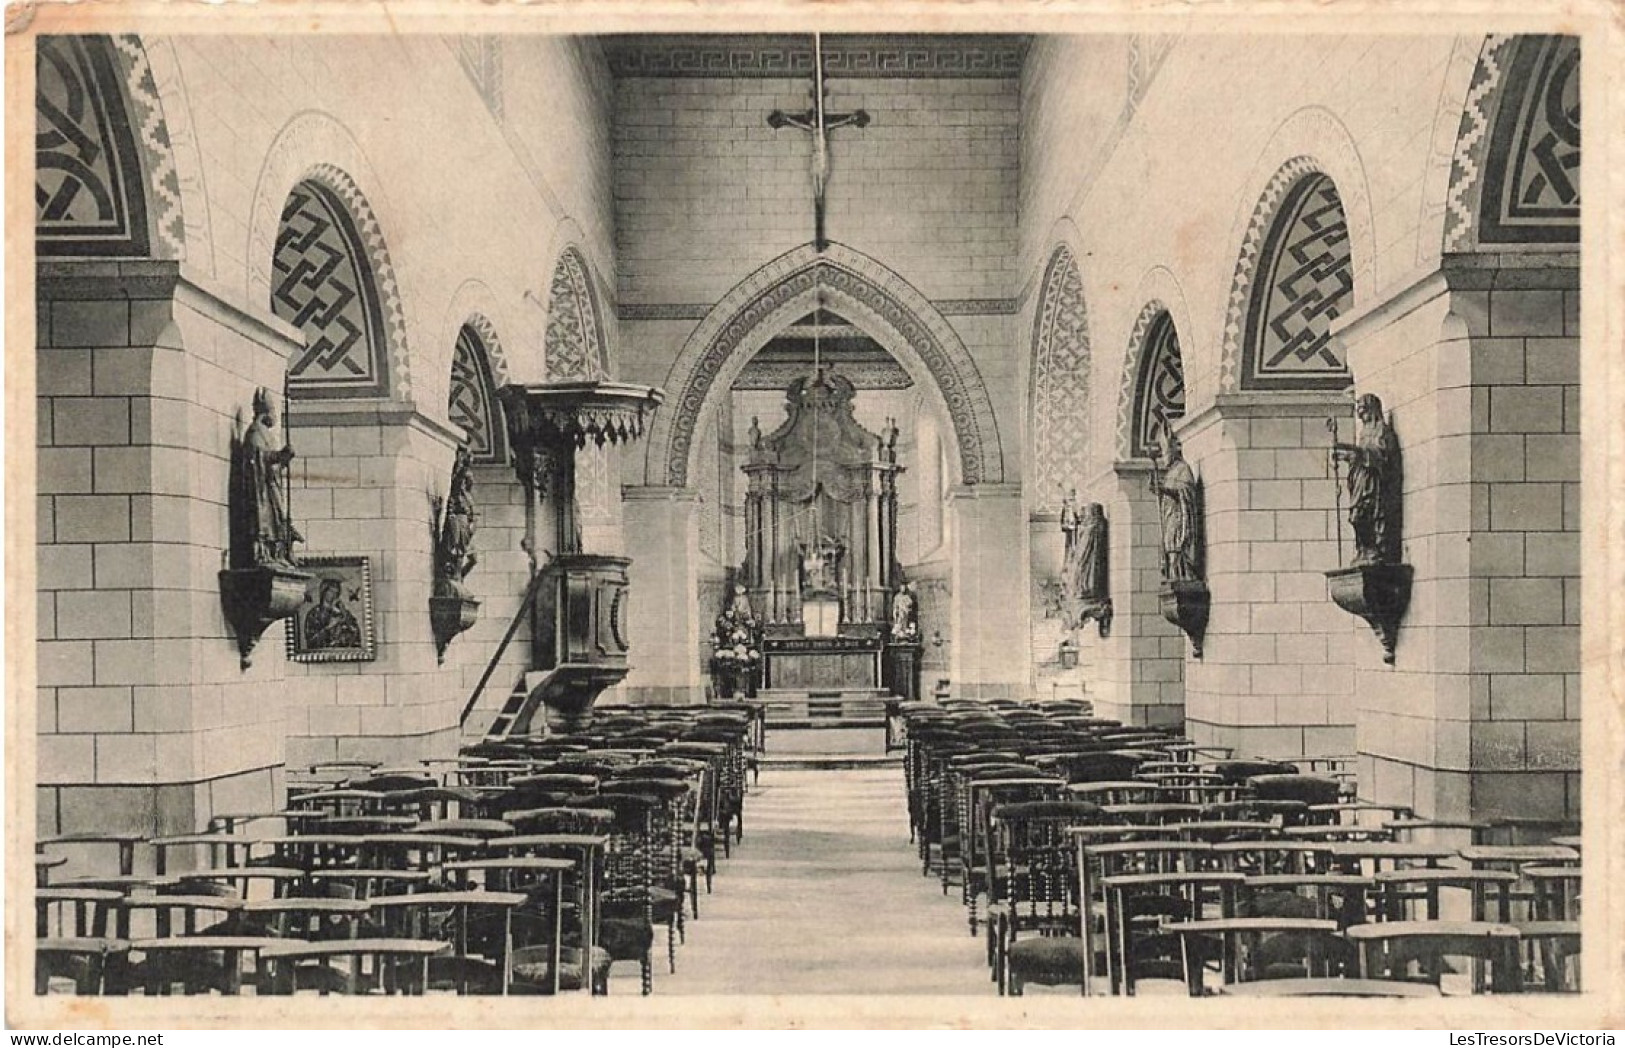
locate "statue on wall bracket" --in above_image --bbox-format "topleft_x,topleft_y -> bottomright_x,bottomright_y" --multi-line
1147,425 -> 1209,658
219,384 -> 312,669
1059,491 -> 1113,638
430,442 -> 482,663
1325,392 -> 1413,664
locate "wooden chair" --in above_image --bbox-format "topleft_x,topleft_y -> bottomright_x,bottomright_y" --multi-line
985,799 -> 1105,994
369,889 -> 527,995
128,935 -> 286,995
36,938 -> 131,995
1167,916 -> 1341,995
565,792 -> 666,994
1220,976 -> 1441,998
258,938 -> 448,995
1347,921 -> 1524,994
1099,871 -> 1243,996
964,775 -> 1065,934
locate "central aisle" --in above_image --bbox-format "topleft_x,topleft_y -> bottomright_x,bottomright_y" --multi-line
618,766 -> 993,995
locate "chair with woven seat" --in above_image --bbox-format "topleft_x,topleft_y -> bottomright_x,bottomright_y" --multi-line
962,773 -> 1065,935
565,792 -> 670,994
601,778 -> 694,958
986,799 -> 1106,995
1212,760 -> 1298,785
1099,871 -> 1244,995
616,761 -> 714,911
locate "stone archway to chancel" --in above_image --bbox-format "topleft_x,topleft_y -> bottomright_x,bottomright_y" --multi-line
624,243 -> 1022,719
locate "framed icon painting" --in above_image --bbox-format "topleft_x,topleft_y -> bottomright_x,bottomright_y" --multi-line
287,555 -> 377,662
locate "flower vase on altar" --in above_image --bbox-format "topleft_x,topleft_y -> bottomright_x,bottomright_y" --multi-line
710,585 -> 762,700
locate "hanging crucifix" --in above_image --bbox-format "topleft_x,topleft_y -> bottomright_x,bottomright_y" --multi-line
767,34 -> 870,252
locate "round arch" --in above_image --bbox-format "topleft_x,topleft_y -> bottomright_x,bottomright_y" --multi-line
247,114 -> 413,401
1114,267 -> 1196,462
649,243 -> 1004,490
1027,244 -> 1092,514
1214,107 -> 1376,395
1117,299 -> 1187,463
543,245 -> 611,381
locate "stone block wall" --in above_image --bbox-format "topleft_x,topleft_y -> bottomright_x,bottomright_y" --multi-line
1180,397 -> 1359,758
35,33 -> 617,863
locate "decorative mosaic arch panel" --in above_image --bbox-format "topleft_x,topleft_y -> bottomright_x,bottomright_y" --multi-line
1027,246 -> 1091,514
1241,173 -> 1354,391
1118,301 -> 1186,460
1218,157 -> 1355,394
544,247 -> 609,381
657,244 -> 1002,489
36,35 -> 151,257
273,177 -> 393,398
1444,35 -> 1580,250
448,322 -> 507,464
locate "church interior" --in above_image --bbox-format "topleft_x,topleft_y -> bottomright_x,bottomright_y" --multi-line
27,27 -> 1593,1000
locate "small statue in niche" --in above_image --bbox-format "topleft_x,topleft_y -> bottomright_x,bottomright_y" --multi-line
1148,427 -> 1203,583
1060,495 -> 1112,635
728,582 -> 755,621
231,386 -> 303,570
434,443 -> 479,597
1331,393 -> 1402,566
800,534 -> 844,594
890,580 -> 918,641
748,415 -> 763,450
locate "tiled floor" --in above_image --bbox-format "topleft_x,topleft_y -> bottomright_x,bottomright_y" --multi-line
609,767 -> 993,995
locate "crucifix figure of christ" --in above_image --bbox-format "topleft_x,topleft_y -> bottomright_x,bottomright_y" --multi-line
767,34 -> 871,251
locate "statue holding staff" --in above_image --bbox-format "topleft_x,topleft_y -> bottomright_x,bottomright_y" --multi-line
1331,393 -> 1402,566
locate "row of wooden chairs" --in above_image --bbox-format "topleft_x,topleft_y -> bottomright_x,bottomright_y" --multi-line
36,701 -> 766,997
894,698 -> 1581,998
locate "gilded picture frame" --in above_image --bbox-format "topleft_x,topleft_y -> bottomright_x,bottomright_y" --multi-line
286,555 -> 377,662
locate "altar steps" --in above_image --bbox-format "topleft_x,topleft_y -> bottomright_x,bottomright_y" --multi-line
757,687 -> 892,728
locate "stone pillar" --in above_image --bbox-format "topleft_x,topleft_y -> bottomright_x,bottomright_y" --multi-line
282,408 -> 467,768
1335,258 -> 1580,825
1178,393 -> 1358,759
1084,461 -> 1186,728
946,484 -> 1027,699
622,485 -> 704,706
36,260 -> 303,859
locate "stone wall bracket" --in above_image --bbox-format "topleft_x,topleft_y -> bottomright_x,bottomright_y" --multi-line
1325,563 -> 1413,665
1158,580 -> 1209,659
430,583 -> 481,664
219,565 -> 311,670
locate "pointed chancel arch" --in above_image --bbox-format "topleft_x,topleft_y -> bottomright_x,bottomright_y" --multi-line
543,246 -> 611,381
650,243 -> 1004,490
448,319 -> 508,464
1027,245 -> 1092,514
271,165 -> 410,400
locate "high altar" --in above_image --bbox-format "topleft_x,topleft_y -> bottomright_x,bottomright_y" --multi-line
742,368 -> 903,689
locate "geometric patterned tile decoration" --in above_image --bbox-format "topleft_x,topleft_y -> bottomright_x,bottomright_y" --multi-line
1027,246 -> 1091,514
544,246 -> 609,381
448,324 -> 506,464
1442,35 -> 1515,253
272,178 -> 391,398
450,37 -> 504,121
618,297 -> 1018,322
109,34 -> 185,260
1477,35 -> 1579,245
601,34 -> 1028,79
1128,304 -> 1185,460
35,35 -> 151,256
1241,172 -> 1354,390
1126,35 -> 1176,119
658,245 -> 1001,489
